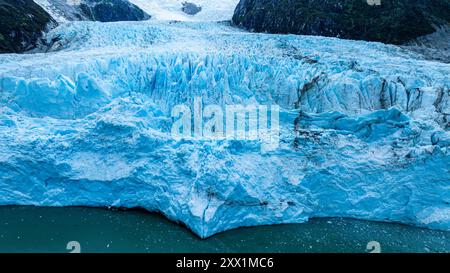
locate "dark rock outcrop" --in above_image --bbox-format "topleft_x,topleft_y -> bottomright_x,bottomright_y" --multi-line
32,0 -> 151,22
0,0 -> 56,53
181,2 -> 202,15
79,0 -> 151,22
232,0 -> 450,44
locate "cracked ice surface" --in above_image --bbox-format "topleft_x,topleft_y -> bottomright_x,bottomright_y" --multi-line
0,20 -> 449,237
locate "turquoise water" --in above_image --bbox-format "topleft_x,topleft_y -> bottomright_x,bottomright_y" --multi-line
0,206 -> 448,253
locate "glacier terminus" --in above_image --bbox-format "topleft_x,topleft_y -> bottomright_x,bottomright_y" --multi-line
0,5 -> 449,238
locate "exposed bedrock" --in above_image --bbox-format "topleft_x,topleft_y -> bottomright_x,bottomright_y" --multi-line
33,0 -> 151,22
232,0 -> 450,45
0,0 -> 56,53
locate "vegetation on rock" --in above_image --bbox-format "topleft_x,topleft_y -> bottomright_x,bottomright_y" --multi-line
232,0 -> 450,44
0,0 -> 56,53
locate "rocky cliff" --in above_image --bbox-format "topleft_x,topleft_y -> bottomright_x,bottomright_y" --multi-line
0,0 -> 56,53
232,0 -> 450,44
79,0 -> 151,22
34,0 -> 151,23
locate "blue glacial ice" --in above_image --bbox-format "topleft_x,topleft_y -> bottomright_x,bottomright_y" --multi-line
0,20 -> 449,238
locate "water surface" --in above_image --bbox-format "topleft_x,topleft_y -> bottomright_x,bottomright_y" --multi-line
0,206 -> 448,253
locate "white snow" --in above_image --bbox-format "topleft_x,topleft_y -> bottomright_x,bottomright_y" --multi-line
34,0 -> 241,22
129,0 -> 240,21
34,0 -> 69,23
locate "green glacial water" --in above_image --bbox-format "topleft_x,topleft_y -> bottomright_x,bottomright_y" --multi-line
0,206 -> 448,253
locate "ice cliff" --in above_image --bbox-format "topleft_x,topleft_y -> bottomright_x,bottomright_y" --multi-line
0,20 -> 449,238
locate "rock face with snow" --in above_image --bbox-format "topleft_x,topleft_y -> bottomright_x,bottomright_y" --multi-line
403,27 -> 450,63
79,0 -> 151,22
34,0 -> 150,23
0,0 -> 150,53
0,20 -> 449,238
232,0 -> 450,44
0,0 -> 56,53
181,2 -> 202,15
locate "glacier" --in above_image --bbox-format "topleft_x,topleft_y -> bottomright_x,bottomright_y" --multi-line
34,0 -> 241,22
0,19 -> 449,238
128,0 -> 241,21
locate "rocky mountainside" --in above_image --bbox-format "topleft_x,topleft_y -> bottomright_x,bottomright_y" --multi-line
0,0 -> 56,53
0,0 -> 150,53
34,0 -> 150,23
232,0 -> 450,45
80,0 -> 150,22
